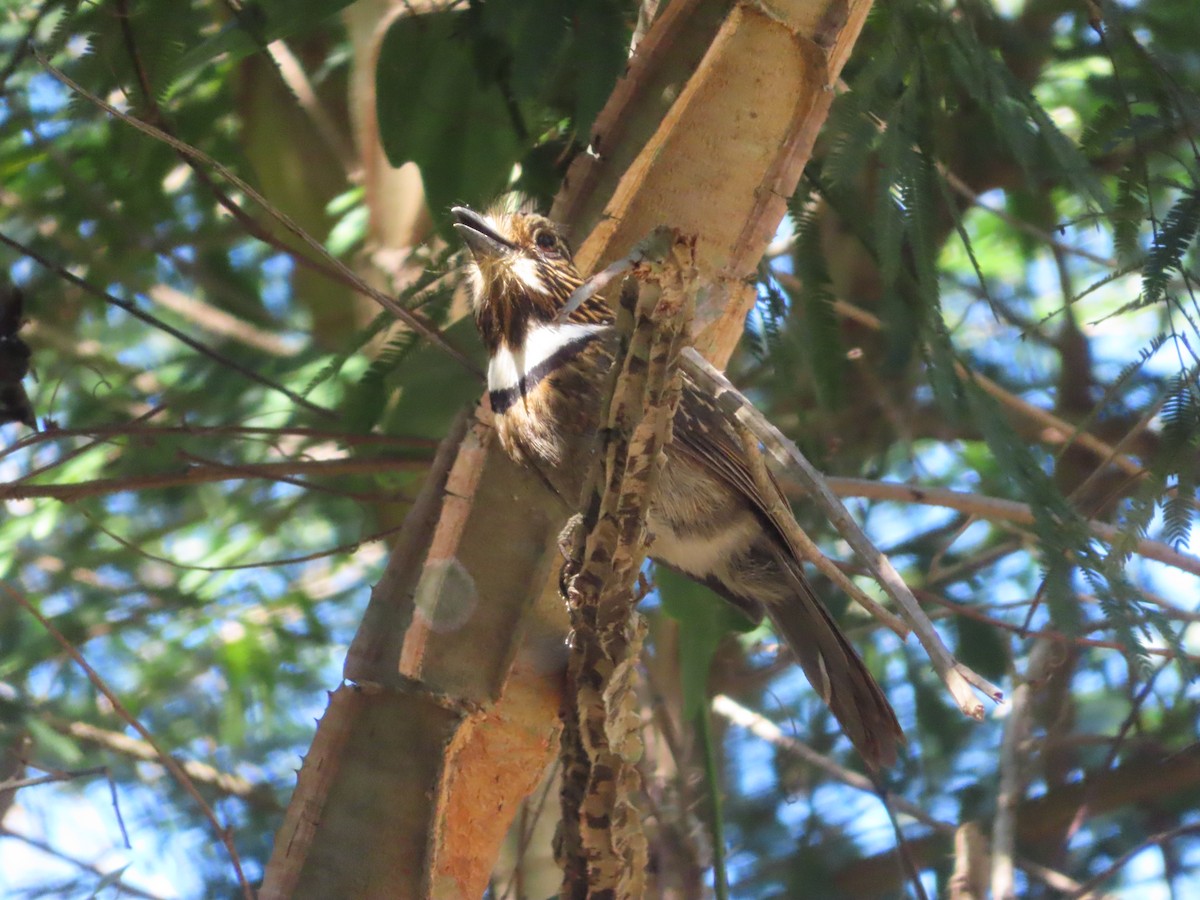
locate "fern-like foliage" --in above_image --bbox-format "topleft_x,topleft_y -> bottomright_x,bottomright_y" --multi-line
790,203 -> 845,409
302,245 -> 461,399
1142,186 -> 1200,308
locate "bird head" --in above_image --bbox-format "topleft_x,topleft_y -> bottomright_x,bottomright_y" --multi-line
452,203 -> 606,350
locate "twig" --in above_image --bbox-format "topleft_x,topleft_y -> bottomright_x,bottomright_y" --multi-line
820,477 -> 1200,579
0,0 -> 59,94
557,226 -> 678,322
7,405 -> 165,487
50,718 -> 279,807
1,422 -> 435,460
33,48 -> 482,380
733,423 -> 909,637
939,166 -> 1117,269
879,788 -> 931,900
0,826 -> 167,900
1064,661 -> 1169,842
991,640 -> 1057,900
713,694 -> 937,827
0,231 -> 336,418
683,348 -> 1003,719
2,762 -> 132,849
712,693 -> 1085,894
4,583 -> 255,900
0,765 -> 109,792
84,509 -> 404,574
812,288 -> 1146,479
1070,822 -> 1200,897
916,587 -> 1200,664
1,456 -> 425,502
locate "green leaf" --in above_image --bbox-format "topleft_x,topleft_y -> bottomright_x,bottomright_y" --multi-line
790,206 -> 845,408
168,0 -> 359,86
376,11 -> 524,228
88,863 -> 133,898
657,567 -> 756,719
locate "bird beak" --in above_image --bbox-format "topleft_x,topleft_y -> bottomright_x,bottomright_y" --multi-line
451,206 -> 514,259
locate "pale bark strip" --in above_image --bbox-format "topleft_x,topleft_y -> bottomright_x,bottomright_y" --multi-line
556,236 -> 696,898
992,641 -> 1057,900
559,0 -> 876,366
950,822 -> 990,900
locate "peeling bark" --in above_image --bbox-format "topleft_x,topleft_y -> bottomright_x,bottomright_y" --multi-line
555,238 -> 697,898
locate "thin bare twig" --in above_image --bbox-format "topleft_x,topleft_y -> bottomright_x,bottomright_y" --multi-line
50,718 -> 280,807
917,587 -> 1200,664
7,405 -> 165,487
1,456 -> 425,502
0,765 -> 108,793
85,509 -> 404,574
1,422 -> 435,460
0,826 -> 167,900
1070,822 -> 1200,897
821,477 -> 1200,579
557,226 -> 678,322
939,167 -> 1117,269
812,288 -> 1146,479
33,48 -> 482,380
0,231 -> 335,418
4,583 -> 255,900
712,694 -> 1085,895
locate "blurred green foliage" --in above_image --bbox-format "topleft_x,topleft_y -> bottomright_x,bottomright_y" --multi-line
0,0 -> 1198,897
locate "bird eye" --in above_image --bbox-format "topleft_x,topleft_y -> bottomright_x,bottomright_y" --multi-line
535,231 -> 557,251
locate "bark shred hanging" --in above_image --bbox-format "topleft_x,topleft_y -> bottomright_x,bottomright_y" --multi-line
554,230 -> 696,899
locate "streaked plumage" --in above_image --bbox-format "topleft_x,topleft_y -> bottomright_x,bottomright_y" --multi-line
453,202 -> 902,767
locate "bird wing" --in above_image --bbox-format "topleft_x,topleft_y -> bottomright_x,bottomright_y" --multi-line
671,378 -> 798,551
672,375 -> 903,768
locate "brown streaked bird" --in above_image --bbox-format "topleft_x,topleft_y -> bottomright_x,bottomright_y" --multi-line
452,201 -> 903,767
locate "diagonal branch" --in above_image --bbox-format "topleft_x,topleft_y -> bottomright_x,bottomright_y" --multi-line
682,348 -> 1004,718
33,48 -> 481,380
5,582 -> 255,900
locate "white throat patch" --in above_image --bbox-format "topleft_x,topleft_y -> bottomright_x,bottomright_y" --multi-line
488,322 -> 608,393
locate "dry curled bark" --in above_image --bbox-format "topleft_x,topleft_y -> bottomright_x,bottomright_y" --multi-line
555,235 -> 697,898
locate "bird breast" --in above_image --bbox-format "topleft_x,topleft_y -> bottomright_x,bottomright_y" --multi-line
486,322 -> 614,490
